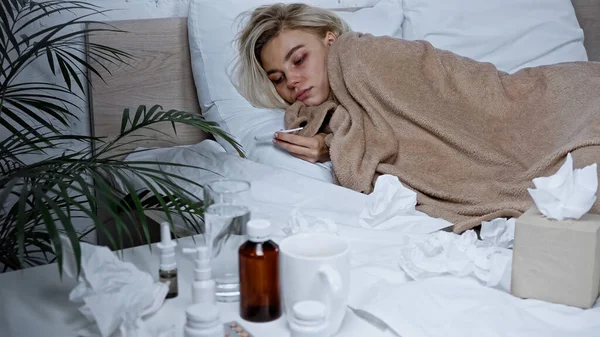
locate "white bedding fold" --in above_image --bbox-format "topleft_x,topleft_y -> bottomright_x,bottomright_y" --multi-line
351,276 -> 600,337
124,140 -> 451,235
346,226 -> 600,337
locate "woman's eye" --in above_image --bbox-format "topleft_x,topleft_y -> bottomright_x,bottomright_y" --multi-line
294,56 -> 304,65
273,76 -> 284,84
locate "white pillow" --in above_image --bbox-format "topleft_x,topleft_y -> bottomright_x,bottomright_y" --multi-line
188,0 -> 404,182
401,0 -> 588,74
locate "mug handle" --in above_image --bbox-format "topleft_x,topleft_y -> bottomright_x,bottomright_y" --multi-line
319,265 -> 343,297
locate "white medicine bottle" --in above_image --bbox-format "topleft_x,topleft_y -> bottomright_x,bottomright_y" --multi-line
289,300 -> 330,337
184,303 -> 224,337
183,246 -> 216,305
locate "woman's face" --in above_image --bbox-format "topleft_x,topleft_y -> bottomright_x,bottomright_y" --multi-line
260,29 -> 336,107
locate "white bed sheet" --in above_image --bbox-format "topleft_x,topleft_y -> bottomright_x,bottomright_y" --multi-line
108,140 -> 600,337
347,233 -> 600,337
124,139 -> 451,235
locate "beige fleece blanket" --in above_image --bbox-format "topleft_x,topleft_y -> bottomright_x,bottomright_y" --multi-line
285,32 -> 600,233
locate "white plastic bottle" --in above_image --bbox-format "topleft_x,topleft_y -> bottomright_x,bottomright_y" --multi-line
184,303 -> 224,337
157,222 -> 178,298
289,300 -> 330,337
183,246 -> 216,305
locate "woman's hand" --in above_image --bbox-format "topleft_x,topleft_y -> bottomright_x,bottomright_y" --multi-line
273,132 -> 330,163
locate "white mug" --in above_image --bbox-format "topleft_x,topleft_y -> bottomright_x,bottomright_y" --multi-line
279,233 -> 350,335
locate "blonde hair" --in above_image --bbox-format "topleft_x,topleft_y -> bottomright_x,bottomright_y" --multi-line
231,3 -> 350,109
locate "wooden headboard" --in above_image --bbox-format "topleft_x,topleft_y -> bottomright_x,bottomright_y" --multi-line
87,17 -> 208,159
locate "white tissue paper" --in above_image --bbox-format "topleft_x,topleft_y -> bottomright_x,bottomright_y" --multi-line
480,217 -> 515,249
358,175 -> 451,233
527,153 -> 598,220
397,226 -> 513,291
60,236 -> 168,337
283,208 -> 339,235
359,175 -> 417,227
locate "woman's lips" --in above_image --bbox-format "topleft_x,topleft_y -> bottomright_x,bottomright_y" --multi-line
296,88 -> 312,102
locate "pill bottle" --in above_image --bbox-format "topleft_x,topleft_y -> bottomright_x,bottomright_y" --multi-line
238,219 -> 281,322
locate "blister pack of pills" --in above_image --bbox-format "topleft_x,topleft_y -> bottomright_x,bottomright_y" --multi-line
224,321 -> 254,337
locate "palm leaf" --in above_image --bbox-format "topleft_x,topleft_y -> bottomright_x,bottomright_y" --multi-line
0,0 -> 20,55
3,144 -> 211,267
15,181 -> 29,268
38,190 -> 82,277
106,169 -> 151,247
104,105 -> 245,157
31,187 -> 64,275
1,105 -> 47,137
55,53 -> 72,91
4,98 -> 62,131
0,0 -> 15,22
1,133 -> 95,163
13,2 -> 104,37
4,14 -> 127,90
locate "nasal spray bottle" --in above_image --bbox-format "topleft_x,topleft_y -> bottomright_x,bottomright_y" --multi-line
183,246 -> 216,305
157,222 -> 178,299
182,247 -> 223,337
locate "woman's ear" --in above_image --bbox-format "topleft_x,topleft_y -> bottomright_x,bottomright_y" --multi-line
325,31 -> 337,46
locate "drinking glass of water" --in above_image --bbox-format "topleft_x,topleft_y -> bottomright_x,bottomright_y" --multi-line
203,179 -> 251,207
204,203 -> 250,302
203,179 -> 251,302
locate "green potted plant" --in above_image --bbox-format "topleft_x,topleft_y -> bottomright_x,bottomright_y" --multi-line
0,0 -> 243,274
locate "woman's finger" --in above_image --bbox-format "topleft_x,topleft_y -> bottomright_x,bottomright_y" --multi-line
275,132 -> 316,148
274,138 -> 318,158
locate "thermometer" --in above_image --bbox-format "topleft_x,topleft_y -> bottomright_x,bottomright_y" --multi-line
254,127 -> 304,141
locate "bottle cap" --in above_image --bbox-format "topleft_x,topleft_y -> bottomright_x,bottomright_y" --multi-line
247,219 -> 272,242
186,303 -> 220,323
183,246 -> 212,281
292,300 -> 327,323
157,222 -> 177,270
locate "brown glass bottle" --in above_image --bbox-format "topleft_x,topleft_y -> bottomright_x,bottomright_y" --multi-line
238,219 -> 281,323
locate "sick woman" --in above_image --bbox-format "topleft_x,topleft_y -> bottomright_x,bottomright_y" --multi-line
231,3 -> 600,232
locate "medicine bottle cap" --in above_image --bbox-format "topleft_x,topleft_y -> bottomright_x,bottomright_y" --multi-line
182,246 -> 212,281
157,222 -> 177,270
247,219 -> 272,242
186,303 -> 219,323
292,300 -> 327,323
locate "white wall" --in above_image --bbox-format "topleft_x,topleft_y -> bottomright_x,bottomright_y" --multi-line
95,0 -> 191,20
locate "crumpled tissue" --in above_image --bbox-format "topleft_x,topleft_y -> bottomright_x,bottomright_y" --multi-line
480,217 -> 515,249
283,208 -> 339,235
60,236 -> 168,337
359,174 -> 417,227
397,220 -> 514,291
527,152 -> 598,220
358,175 -> 451,233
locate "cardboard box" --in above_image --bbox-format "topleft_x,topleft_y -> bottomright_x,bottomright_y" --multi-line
511,206 -> 600,309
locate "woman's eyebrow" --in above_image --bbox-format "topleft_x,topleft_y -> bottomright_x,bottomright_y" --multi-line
284,45 -> 304,62
266,45 -> 304,75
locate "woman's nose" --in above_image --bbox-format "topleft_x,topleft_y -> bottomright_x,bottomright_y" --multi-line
286,71 -> 301,89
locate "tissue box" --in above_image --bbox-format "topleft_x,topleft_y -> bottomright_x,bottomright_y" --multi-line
511,206 -> 600,308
